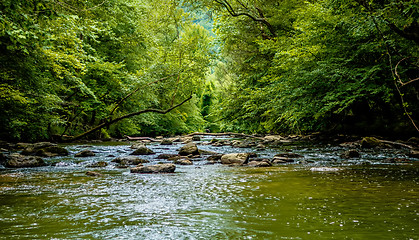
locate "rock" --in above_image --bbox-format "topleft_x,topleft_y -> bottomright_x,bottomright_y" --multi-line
130,143 -> 146,149
157,154 -> 179,159
86,171 -> 102,177
407,150 -> 419,159
43,146 -> 69,156
130,146 -> 155,155
275,153 -> 303,158
220,153 -> 250,165
206,154 -> 223,162
112,156 -> 149,165
168,156 -> 185,161
272,159 -> 288,164
75,150 -> 96,157
87,161 -> 108,167
192,136 -> 201,141
32,142 -> 56,149
340,149 -> 360,159
272,156 -> 295,163
248,161 -> 271,167
264,135 -> 285,142
22,144 -> 68,157
160,139 -> 173,145
174,159 -> 193,165
178,143 -> 200,156
361,137 -> 382,148
256,144 -> 266,149
5,153 -> 46,168
130,163 -> 176,174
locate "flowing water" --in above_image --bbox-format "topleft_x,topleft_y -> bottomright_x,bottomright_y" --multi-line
0,138 -> 418,239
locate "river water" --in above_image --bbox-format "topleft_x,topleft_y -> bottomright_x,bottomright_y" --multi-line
0,137 -> 418,239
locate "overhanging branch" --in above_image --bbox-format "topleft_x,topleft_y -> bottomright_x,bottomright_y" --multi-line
65,95 -> 193,142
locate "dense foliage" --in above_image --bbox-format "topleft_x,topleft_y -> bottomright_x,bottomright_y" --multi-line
1,0 -> 418,141
0,0 -> 213,141
203,0 -> 419,136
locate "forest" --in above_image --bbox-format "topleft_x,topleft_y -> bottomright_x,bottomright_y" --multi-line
1,0 -> 418,142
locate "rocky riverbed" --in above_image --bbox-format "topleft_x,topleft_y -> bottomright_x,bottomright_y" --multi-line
0,134 -> 418,239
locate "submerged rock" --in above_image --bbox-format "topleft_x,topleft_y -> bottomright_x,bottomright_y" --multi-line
87,161 -> 108,168
5,153 -> 46,168
340,149 -> 360,159
192,135 -> 201,141
112,156 -> 149,165
157,154 -> 179,159
248,160 -> 271,167
178,143 -> 200,156
130,146 -> 155,155
272,156 -> 295,163
220,153 -> 250,165
206,154 -> 223,162
75,150 -> 95,157
275,153 -> 303,158
86,171 -> 102,177
160,139 -> 173,145
130,163 -> 176,174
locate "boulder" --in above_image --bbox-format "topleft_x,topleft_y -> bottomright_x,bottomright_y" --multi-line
75,150 -> 95,157
130,163 -> 176,174
361,137 -> 382,148
221,153 -> 250,165
174,159 -> 193,165
5,153 -> 46,168
87,161 -> 108,168
340,149 -> 360,159
160,139 -> 173,145
178,143 -> 200,156
21,144 -> 68,157
130,146 -> 155,155
112,156 -> 149,165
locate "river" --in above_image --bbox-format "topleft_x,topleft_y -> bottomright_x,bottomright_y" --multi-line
0,136 -> 418,239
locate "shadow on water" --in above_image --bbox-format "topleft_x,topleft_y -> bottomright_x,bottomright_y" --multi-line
0,138 -> 418,239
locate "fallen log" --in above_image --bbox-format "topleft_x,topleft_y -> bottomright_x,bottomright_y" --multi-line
186,132 -> 265,140
125,136 -> 160,142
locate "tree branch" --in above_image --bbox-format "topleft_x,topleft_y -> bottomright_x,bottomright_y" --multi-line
214,0 -> 277,38
109,73 -> 177,116
65,95 -> 193,142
